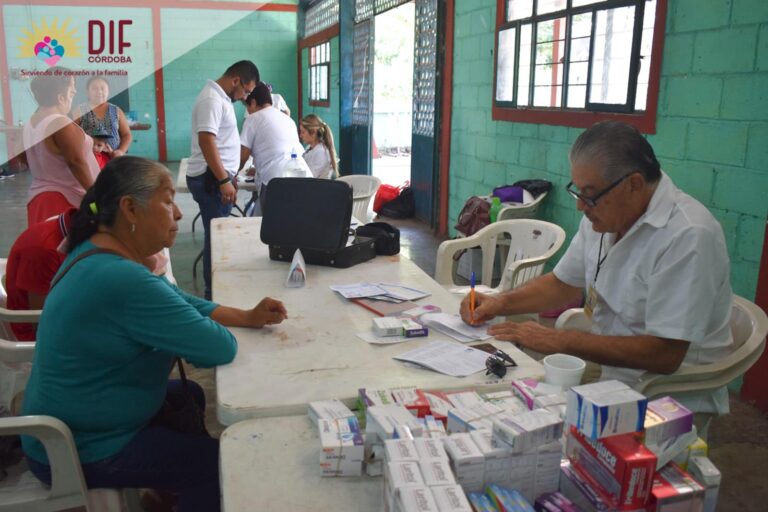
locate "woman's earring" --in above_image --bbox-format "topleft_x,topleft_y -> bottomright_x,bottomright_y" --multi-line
132,224 -> 136,233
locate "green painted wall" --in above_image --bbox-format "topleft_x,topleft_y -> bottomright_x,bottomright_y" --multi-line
300,36 -> 341,170
161,8 -> 298,161
450,0 -> 768,301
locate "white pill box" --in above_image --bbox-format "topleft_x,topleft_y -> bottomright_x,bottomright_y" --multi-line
373,317 -> 407,337
491,409 -> 564,454
442,433 -> 485,492
414,437 -> 448,460
308,399 -> 355,427
394,485 -> 439,512
687,456 -> 721,512
469,429 -> 513,485
419,459 -> 456,486
421,415 -> 448,439
447,403 -> 503,434
367,404 -> 424,441
430,485 -> 473,512
318,417 -> 364,477
401,304 -> 442,319
385,438 -> 420,462
566,380 -> 647,439
387,461 -> 425,488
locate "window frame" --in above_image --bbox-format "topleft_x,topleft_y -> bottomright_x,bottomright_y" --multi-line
309,40 -> 332,107
492,0 -> 667,133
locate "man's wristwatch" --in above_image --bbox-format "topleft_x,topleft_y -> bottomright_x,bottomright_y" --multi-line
218,176 -> 232,186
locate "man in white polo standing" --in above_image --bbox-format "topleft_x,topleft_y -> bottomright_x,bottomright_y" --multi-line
187,60 -> 259,299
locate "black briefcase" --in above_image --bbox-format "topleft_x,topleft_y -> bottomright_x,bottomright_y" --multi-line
260,178 -> 376,268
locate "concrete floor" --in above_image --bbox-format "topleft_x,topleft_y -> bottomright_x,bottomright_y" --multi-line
2,163 -> 767,510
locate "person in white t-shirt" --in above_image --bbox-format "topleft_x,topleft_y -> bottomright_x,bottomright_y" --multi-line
239,82 -> 308,210
460,121 -> 733,414
299,114 -> 338,179
188,60 -> 259,299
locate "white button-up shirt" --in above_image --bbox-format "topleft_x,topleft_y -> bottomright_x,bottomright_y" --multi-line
554,172 -> 733,413
188,80 -> 240,177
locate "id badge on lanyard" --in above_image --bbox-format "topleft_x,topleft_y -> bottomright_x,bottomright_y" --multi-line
586,233 -> 608,319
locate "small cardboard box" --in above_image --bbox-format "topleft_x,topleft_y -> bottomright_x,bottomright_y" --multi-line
649,463 -> 705,512
491,409 -> 563,454
566,380 -> 647,439
644,397 -> 694,446
430,485 -> 473,512
391,387 -> 431,417
565,426 -> 656,509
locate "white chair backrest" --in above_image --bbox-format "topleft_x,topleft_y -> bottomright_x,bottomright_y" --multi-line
435,219 -> 566,294
176,158 -> 189,193
497,191 -> 549,221
337,175 -> 382,223
0,415 -> 131,511
553,295 -> 768,401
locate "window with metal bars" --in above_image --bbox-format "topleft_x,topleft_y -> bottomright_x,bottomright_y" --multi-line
493,0 -> 666,132
309,41 -> 331,106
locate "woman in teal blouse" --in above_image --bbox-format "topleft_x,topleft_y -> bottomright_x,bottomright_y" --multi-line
21,156 -> 287,512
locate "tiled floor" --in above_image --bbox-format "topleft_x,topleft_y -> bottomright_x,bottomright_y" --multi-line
2,164 -> 767,510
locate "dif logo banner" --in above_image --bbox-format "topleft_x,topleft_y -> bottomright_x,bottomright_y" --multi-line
19,17 -> 133,66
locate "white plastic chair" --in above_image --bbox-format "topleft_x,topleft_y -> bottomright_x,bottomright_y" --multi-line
435,219 -> 566,294
495,191 -> 549,221
337,175 -> 382,223
0,415 -> 137,512
554,295 -> 768,399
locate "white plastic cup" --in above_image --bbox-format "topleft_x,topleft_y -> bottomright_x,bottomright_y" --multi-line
543,353 -> 586,389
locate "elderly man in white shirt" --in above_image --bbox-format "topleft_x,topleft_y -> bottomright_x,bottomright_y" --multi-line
461,121 -> 732,415
187,60 -> 259,299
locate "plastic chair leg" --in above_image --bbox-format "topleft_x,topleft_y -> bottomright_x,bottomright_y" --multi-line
192,249 -> 203,279
191,212 -> 201,233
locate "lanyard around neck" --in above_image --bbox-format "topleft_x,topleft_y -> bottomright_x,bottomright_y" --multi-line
593,233 -> 609,283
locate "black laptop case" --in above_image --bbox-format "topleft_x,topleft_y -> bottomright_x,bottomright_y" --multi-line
260,177 -> 376,268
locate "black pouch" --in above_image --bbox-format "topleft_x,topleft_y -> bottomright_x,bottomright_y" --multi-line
355,222 -> 400,255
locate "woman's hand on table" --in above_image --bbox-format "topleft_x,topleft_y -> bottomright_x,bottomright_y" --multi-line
460,291 -> 501,325
247,297 -> 288,327
488,321 -> 561,354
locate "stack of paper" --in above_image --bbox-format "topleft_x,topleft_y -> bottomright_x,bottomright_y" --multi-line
393,340 -> 490,377
419,313 -> 491,342
330,282 -> 430,302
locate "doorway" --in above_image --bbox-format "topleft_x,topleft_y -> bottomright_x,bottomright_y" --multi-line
372,2 -> 414,187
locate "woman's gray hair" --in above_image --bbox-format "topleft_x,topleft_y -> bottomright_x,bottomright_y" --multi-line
569,121 -> 661,183
67,156 -> 172,251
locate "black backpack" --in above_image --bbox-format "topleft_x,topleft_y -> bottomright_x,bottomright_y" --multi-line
380,187 -> 415,219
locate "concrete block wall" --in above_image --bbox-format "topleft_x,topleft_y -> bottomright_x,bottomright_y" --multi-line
450,0 -> 768,301
161,8 -> 298,161
300,36 -> 340,168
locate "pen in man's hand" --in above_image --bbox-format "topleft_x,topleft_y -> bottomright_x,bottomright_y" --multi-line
470,271 -> 476,323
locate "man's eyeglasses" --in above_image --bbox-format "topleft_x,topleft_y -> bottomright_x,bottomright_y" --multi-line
485,349 -> 517,379
565,171 -> 637,208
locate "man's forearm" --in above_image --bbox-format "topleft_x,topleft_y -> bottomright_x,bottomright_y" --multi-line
496,273 -> 582,316
198,133 -> 229,180
559,330 -> 689,374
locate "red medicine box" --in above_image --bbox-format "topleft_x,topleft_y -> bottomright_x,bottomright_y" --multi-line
566,426 -> 657,510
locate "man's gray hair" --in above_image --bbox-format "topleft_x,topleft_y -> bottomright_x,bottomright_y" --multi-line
570,121 -> 661,183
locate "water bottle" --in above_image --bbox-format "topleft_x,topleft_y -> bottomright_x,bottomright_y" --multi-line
489,196 -> 503,222
282,153 -> 309,178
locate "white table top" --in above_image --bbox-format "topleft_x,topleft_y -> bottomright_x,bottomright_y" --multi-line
212,217 -> 544,425
220,415 -> 383,511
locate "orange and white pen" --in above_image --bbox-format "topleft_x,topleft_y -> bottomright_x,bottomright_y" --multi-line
470,271 -> 476,323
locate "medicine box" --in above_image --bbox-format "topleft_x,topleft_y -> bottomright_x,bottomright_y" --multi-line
318,417 -> 364,477
430,485 -> 473,512
374,317 -> 408,337
566,380 -> 647,439
442,433 -> 485,492
423,391 -> 453,424
385,439 -> 419,462
367,404 -> 424,442
686,456 -> 720,512
447,403 -> 504,434
565,426 -> 656,509
643,397 -> 694,446
445,390 -> 485,409
559,461 -> 621,512
419,458 -> 456,486
359,388 -> 395,408
467,492 -> 497,512
649,463 -> 705,512
391,388 -> 431,417
511,379 -> 563,410
394,485 -> 439,512
491,409 -> 563,454
387,461 -> 425,488
414,438 -> 448,460
470,429 -> 514,486
308,399 -> 355,426
671,436 -> 708,471
421,415 -> 448,438
402,305 -> 442,319
486,484 -> 536,512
